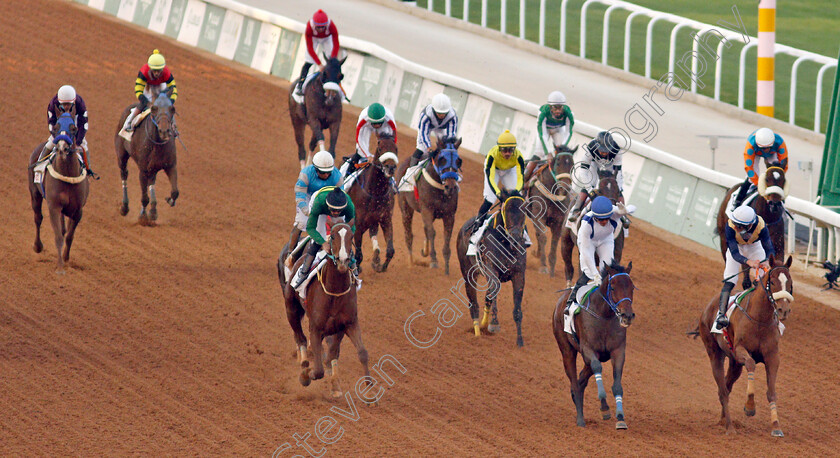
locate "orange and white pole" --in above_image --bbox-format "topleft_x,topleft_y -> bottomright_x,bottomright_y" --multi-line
757,0 -> 776,117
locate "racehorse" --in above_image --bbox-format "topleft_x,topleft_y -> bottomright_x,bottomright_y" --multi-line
716,166 -> 787,289
559,176 -> 626,286
28,113 -> 90,273
526,144 -> 577,277
289,55 -> 346,167
277,223 -> 370,396
552,261 -> 636,429
346,134 -> 398,273
396,136 -> 462,275
115,89 -> 179,226
456,190 -> 528,346
693,256 -> 793,437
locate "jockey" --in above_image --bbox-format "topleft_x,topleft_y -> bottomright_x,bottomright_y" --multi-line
293,186 -> 356,288
717,205 -> 775,328
408,93 -> 458,167
472,130 -> 526,231
294,9 -> 340,97
286,150 -> 344,266
524,91 -> 575,179
568,131 -> 625,223
732,127 -> 789,208
38,85 -> 96,178
341,102 -> 398,178
121,49 -> 178,136
564,196 -> 620,313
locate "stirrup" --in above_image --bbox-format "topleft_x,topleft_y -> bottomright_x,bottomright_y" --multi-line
87,169 -> 100,180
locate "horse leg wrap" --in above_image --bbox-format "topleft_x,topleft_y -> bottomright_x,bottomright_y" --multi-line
769,402 -> 779,423
746,372 -> 755,396
473,320 -> 480,337
615,395 -> 624,416
480,306 -> 491,328
594,373 -> 606,399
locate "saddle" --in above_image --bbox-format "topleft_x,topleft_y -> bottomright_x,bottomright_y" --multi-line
33,150 -> 85,187
525,161 -> 550,187
564,283 -> 599,336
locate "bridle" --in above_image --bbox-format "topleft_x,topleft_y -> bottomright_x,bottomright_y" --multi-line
317,226 -> 357,297
735,265 -> 792,326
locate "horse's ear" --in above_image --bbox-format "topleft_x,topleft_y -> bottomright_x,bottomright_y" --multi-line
455,137 -> 462,149
785,256 -> 792,268
626,261 -> 632,274
456,157 -> 463,169
322,52 -> 328,63
571,144 -> 579,153
340,55 -> 347,65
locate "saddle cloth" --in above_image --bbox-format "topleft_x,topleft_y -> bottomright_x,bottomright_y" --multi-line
284,251 -> 328,298
725,187 -> 759,218
398,164 -> 424,192
291,73 -> 319,104
710,290 -> 785,335
33,151 -> 85,184
564,283 -> 599,335
467,212 -> 532,256
339,161 -> 369,191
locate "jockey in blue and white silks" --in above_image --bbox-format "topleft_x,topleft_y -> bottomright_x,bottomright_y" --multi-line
286,150 -> 343,266
565,196 -> 620,312
409,93 -> 459,167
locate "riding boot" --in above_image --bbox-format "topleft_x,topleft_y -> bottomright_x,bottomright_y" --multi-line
343,153 -> 361,180
523,157 -> 539,184
732,178 -> 751,208
295,63 -> 313,96
80,147 -> 99,180
565,273 -> 590,313
472,200 -> 493,232
124,107 -> 140,132
293,252 -> 315,288
408,148 -> 424,168
37,143 -> 53,163
285,227 -> 303,267
716,281 -> 735,328
567,195 -> 586,222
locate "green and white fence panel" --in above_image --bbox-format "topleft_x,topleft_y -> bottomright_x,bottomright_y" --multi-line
73,0 -> 840,262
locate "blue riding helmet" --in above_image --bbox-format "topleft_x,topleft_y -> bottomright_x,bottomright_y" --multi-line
591,196 -> 613,219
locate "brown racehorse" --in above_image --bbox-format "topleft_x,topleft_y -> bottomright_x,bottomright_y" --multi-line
346,134 -> 398,273
289,56 -> 345,167
526,144 -> 577,277
560,176 -> 626,286
456,190 -> 528,346
694,256 -> 793,437
553,261 -> 636,428
28,113 -> 90,273
716,166 -> 787,289
115,90 -> 179,226
396,136 -> 463,275
277,223 -> 369,397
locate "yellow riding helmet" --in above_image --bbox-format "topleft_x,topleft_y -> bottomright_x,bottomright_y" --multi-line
497,129 -> 516,148
148,49 -> 166,70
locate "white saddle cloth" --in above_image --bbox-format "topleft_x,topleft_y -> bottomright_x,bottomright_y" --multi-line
563,283 -> 598,335
398,164 -> 424,192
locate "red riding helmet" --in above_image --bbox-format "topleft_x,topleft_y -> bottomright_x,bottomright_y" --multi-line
312,10 -> 330,27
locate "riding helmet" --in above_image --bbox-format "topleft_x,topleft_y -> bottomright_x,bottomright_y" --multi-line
431,93 -> 452,114
313,150 -> 335,173
754,128 -> 775,148
591,196 -> 614,219
312,9 -> 330,27
366,103 -> 387,123
326,188 -> 348,211
57,85 -> 76,103
148,49 -> 166,70
732,206 -> 757,226
547,91 -> 567,106
496,129 -> 516,148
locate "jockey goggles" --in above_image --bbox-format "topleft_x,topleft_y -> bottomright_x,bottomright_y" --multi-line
499,146 -> 515,154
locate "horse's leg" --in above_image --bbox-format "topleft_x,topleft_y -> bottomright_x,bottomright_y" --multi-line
442,213 -> 455,276
31,185 -> 44,253
580,349 -> 610,420
148,177 -> 158,222
328,121 -> 341,156
764,350 -> 784,437
62,211 -> 82,263
353,226 -> 365,275
611,345 -> 628,429
401,197 -> 417,265
561,231 -> 575,287
563,348 -> 586,426
549,224 -> 562,278
306,329 -> 325,384
291,113 -> 307,169
484,271 -> 500,333
285,296 -> 308,366
370,225 -> 382,272
164,166 -> 179,207
48,206 -> 65,273
741,351 -> 758,418
709,350 -> 733,432
724,357 -> 743,403
512,272 -> 525,347
343,321 -> 373,404
117,146 -> 130,216
536,220 -> 548,274
325,332 -> 344,398
380,216 -> 396,272
613,232 -> 624,264
138,173 -> 151,226
421,209 -> 437,268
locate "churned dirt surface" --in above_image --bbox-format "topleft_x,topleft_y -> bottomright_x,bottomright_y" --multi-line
2,0 -> 840,455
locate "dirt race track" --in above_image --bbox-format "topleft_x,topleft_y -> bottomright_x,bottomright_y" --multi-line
2,1 -> 840,455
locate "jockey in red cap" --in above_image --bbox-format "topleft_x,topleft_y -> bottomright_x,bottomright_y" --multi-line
120,49 -> 178,140
293,9 -> 340,97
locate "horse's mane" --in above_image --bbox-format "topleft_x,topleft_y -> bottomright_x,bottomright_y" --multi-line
601,260 -> 629,275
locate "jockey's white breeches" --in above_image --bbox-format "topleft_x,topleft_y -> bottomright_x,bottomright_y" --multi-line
294,194 -> 319,231
483,168 -> 519,204
538,126 -> 570,159
579,238 -> 614,280
305,37 -> 336,64
724,242 -> 766,281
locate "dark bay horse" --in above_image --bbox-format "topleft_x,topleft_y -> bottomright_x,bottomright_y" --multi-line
289,56 -> 345,167
115,91 -> 179,226
346,134 -> 398,274
396,136 -> 462,275
553,261 -> 636,428
716,166 -> 787,289
694,256 -> 793,436
456,191 -> 528,346
278,223 -> 370,397
560,176 -> 626,286
526,144 -> 577,277
28,113 -> 90,273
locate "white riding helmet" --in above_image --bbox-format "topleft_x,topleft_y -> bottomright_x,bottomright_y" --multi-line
732,205 -> 757,226
57,85 -> 76,103
754,128 -> 775,148
547,91 -> 567,106
312,150 -> 335,173
431,93 -> 452,114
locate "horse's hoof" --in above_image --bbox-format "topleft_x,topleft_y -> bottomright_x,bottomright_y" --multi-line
516,336 -> 524,347
33,241 -> 43,253
744,407 -> 756,417
56,268 -> 66,275
602,412 -> 611,420
487,324 -> 500,334
150,209 -> 158,221
166,197 -> 176,207
331,390 -> 343,398
119,203 -> 129,216
299,371 -> 311,387
616,421 -> 628,430
576,419 -> 586,427
539,267 -> 549,274
771,429 -> 784,438
430,261 -> 438,269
